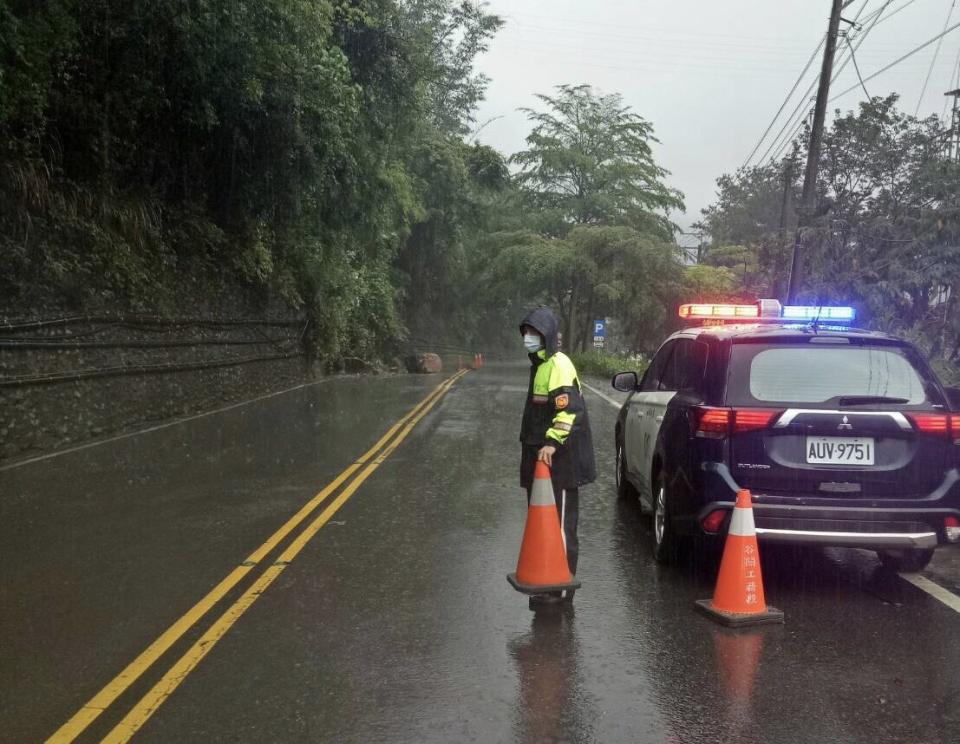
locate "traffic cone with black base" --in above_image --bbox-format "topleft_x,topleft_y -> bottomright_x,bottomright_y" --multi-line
695,489 -> 784,627
508,461 -> 581,597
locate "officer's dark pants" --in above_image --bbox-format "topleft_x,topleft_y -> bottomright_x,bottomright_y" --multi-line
526,485 -> 579,577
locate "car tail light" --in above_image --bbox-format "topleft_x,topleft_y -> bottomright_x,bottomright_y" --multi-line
701,509 -> 726,534
945,516 -> 960,543
952,415 -> 960,445
909,413 -> 950,436
734,409 -> 783,433
694,407 -> 783,437
694,407 -> 731,438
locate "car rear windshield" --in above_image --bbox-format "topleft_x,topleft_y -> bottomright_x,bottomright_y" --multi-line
727,342 -> 933,406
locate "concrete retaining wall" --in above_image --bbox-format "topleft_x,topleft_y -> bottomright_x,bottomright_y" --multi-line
0,318 -> 313,463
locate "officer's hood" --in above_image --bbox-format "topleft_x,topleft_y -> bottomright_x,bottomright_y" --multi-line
520,307 -> 559,358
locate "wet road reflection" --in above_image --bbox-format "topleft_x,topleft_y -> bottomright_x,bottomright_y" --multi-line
711,629 -> 763,735
3,364 -> 960,742
509,608 -> 593,743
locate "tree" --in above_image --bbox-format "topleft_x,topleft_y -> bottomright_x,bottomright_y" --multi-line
697,161 -> 798,298
0,0 -> 509,366
511,84 -> 684,239
484,225 -> 686,353
699,94 -> 960,370
701,244 -> 764,297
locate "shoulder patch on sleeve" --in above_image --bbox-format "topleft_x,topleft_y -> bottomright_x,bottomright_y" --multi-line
555,393 -> 569,409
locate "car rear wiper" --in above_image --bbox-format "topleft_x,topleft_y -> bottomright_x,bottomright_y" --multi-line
837,395 -> 910,406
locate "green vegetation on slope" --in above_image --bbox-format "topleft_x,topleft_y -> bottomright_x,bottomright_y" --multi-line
571,351 -> 648,381
6,5 -> 952,373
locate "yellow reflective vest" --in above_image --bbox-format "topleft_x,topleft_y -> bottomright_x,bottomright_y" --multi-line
520,349 -> 596,488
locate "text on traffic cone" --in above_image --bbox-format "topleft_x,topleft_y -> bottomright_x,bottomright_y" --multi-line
695,490 -> 783,627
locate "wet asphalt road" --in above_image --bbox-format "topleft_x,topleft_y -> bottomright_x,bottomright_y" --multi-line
3,363 -> 960,743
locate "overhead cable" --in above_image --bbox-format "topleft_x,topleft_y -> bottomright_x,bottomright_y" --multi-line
915,0 -> 957,115
846,35 -> 872,98
742,36 -> 826,168
742,0 -> 876,168
765,0 -> 904,162
758,0 -> 890,165
831,19 -> 960,102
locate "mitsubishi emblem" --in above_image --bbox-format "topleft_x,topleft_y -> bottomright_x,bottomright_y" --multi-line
838,415 -> 853,431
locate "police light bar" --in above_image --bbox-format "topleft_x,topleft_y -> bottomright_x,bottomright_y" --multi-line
679,300 -> 856,324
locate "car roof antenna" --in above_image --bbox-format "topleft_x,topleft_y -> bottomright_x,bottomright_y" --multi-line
811,295 -> 823,333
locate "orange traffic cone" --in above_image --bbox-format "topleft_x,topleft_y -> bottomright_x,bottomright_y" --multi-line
507,461 -> 581,595
695,490 -> 783,627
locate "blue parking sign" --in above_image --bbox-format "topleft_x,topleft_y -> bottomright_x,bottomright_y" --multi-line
594,320 -> 606,338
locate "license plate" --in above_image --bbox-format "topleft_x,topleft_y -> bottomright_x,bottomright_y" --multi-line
806,436 -> 875,465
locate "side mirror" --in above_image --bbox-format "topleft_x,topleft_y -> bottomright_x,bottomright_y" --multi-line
945,387 -> 960,410
612,371 -> 638,393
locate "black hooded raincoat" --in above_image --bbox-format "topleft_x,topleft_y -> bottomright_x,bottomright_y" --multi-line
519,307 -> 597,491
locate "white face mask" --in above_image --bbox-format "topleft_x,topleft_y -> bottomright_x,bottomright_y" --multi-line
523,333 -> 543,353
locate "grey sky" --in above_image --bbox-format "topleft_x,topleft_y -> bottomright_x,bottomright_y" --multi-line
473,0 -> 960,233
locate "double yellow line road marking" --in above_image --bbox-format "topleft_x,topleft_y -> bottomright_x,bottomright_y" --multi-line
48,369 -> 468,743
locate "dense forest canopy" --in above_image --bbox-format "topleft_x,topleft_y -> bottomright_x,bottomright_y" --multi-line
1,2 -> 957,371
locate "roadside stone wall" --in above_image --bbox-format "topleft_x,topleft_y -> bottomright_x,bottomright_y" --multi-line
0,318 -> 314,463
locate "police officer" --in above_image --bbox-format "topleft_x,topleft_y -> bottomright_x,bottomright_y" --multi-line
519,307 -> 596,604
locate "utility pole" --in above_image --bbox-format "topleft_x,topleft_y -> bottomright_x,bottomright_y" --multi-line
785,0 -> 845,303
946,89 -> 960,162
777,157 -> 795,237
773,154 -> 796,300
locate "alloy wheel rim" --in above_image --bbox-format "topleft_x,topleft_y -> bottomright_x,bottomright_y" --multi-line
655,487 -> 666,544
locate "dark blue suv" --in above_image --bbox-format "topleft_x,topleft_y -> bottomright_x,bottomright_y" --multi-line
612,301 -> 960,571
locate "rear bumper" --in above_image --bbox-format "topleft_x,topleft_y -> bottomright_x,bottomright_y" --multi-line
681,463 -> 960,549
753,527 -> 937,549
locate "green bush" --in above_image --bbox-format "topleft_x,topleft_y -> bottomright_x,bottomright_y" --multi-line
571,350 -> 648,381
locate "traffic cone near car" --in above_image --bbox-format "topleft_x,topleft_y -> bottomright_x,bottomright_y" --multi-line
695,489 -> 784,627
507,461 -> 581,595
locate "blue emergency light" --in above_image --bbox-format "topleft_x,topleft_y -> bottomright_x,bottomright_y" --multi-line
782,305 -> 856,321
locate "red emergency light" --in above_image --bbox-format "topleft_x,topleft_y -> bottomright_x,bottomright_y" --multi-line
678,303 -> 760,320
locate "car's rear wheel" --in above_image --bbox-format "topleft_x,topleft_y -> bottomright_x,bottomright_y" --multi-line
616,437 -> 637,501
876,548 -> 934,573
652,473 -> 679,564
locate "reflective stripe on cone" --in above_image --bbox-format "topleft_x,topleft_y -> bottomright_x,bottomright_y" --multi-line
507,461 -> 580,595
695,489 -> 784,627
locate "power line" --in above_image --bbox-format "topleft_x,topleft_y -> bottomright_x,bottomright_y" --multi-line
765,0 -> 905,162
831,19 -> 960,101
742,0 -> 875,168
505,11 -> 858,45
846,35 -> 872,97
915,0 -> 957,115
827,0 -> 898,87
506,18 -> 841,53
758,0 -> 895,165
742,36 -> 826,168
